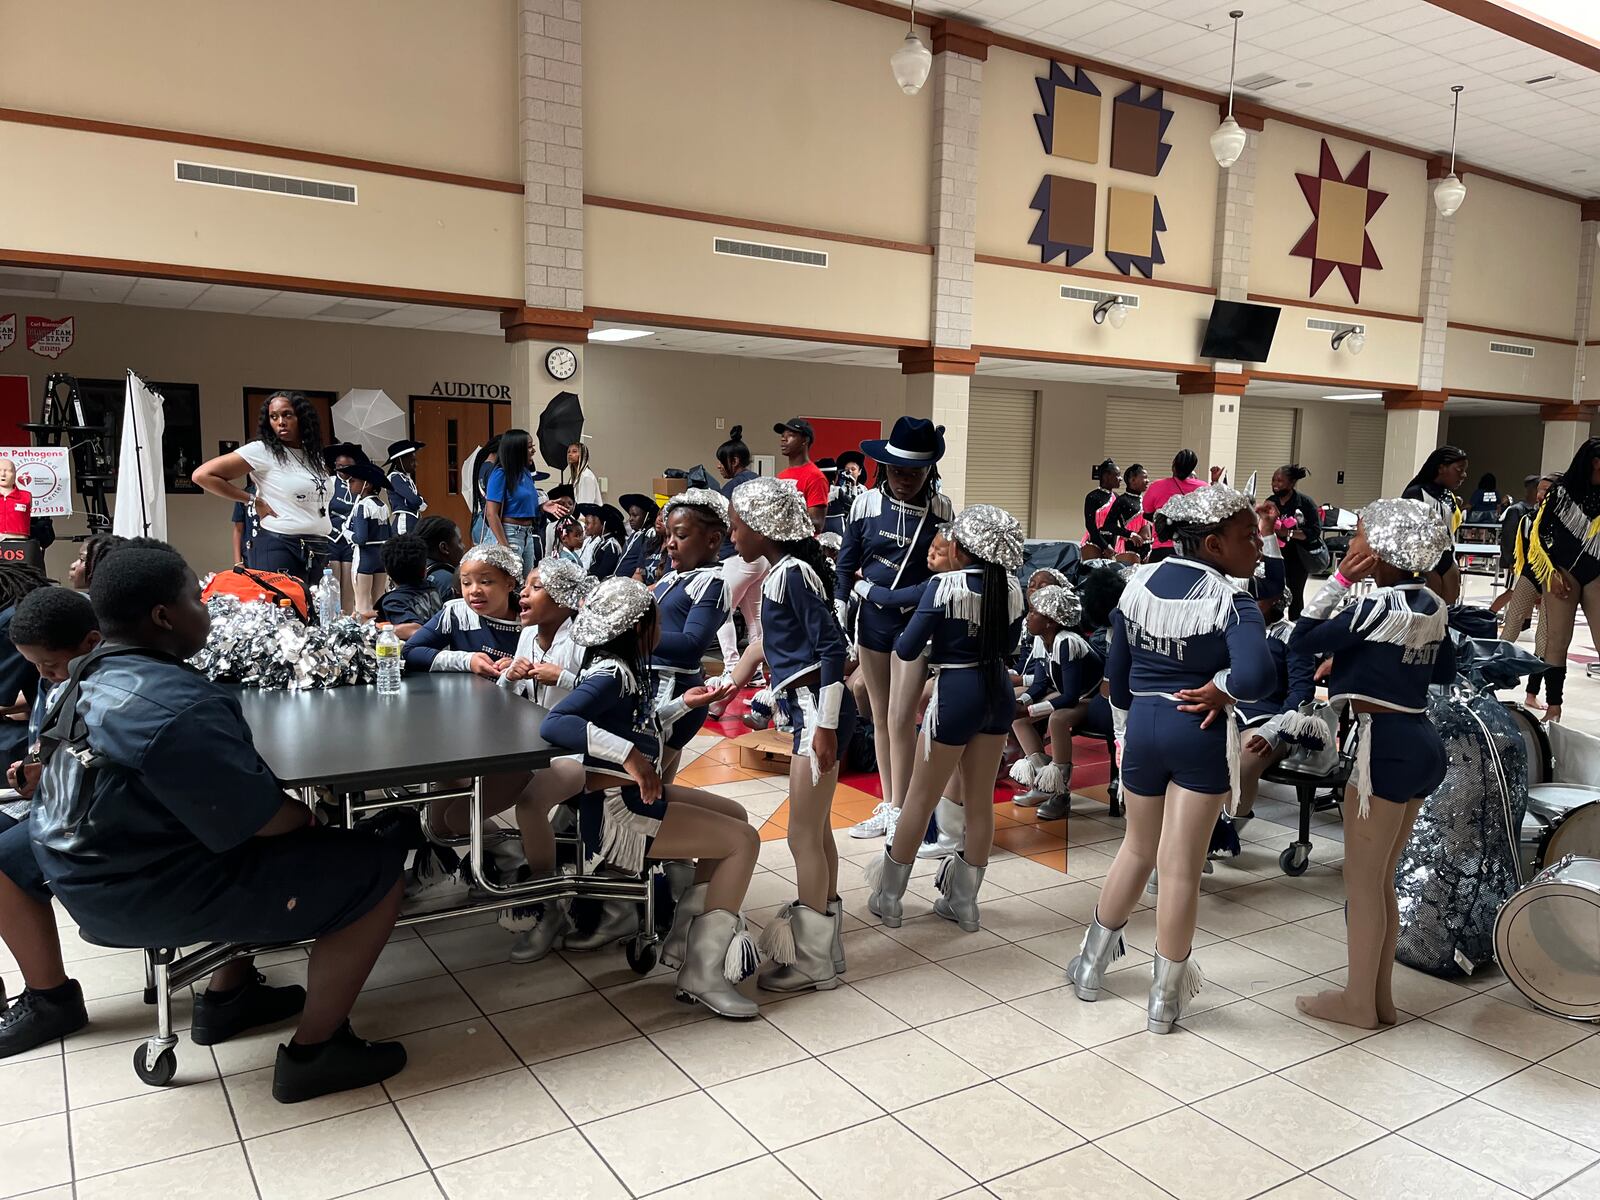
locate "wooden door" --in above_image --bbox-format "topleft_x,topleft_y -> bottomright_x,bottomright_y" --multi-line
409,397 -> 506,537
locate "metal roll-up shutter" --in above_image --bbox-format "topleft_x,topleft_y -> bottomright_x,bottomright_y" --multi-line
1236,404 -> 1298,495
1342,412 -> 1385,506
967,387 -> 1037,534
1103,396 -> 1182,478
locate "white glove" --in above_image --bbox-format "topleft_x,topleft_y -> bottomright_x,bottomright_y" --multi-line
853,578 -> 874,601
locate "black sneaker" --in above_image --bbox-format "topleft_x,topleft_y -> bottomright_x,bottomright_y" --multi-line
271,1023 -> 407,1104
190,974 -> 307,1046
0,980 -> 88,1058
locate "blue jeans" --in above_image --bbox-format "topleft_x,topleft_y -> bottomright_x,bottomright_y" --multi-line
495,523 -> 542,577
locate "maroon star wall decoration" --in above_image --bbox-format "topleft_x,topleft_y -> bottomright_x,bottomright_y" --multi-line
1289,139 -> 1387,304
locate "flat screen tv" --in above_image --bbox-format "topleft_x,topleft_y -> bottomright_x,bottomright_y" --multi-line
1200,300 -> 1280,362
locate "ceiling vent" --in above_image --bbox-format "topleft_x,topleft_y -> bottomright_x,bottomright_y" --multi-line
316,301 -> 402,321
712,238 -> 828,268
176,161 -> 357,204
1523,73 -> 1562,86
1237,72 -> 1287,91
1489,340 -> 1535,358
1060,286 -> 1142,308
1306,317 -> 1363,334
0,273 -> 58,294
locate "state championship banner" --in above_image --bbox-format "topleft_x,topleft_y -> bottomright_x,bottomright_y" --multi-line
0,447 -> 73,517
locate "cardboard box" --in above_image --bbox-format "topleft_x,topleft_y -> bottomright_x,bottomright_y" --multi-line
650,477 -> 678,502
733,728 -> 792,774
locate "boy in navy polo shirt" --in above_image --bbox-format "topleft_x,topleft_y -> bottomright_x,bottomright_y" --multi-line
29,542 -> 408,1101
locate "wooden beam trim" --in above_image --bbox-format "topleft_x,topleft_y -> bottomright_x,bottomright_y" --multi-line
1177,371 -> 1249,396
1382,390 -> 1448,411
1253,369 -> 1415,391
1419,0 -> 1600,74
1247,292 -> 1423,325
899,346 -> 980,375
976,254 -> 1217,296
584,306 -> 929,350
1540,404 -> 1591,422
932,19 -> 989,60
584,194 -> 935,255
1445,387 -> 1567,405
971,344 -> 1206,374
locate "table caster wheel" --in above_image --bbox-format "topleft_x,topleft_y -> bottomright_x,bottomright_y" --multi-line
625,938 -> 658,975
133,1043 -> 177,1086
1279,844 -> 1311,876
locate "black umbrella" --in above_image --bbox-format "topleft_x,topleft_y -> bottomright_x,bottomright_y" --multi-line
537,391 -> 584,473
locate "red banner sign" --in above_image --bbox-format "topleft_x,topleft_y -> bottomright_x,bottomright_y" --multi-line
26,315 -> 74,360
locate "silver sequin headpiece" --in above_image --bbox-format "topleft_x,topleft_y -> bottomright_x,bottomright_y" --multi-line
1157,483 -> 1251,528
1027,567 -> 1069,589
460,541 -> 524,580
663,486 -> 730,530
535,556 -> 596,611
1031,583 -> 1082,629
818,531 -> 842,552
1360,498 -> 1452,575
949,504 -> 1024,570
573,576 -> 654,646
732,475 -> 814,542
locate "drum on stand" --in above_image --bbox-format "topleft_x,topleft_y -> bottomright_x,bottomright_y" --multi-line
1502,702 -> 1552,785
1494,855 -> 1600,1021
1522,784 -> 1600,876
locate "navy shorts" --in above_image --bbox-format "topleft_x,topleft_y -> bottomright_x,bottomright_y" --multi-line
579,782 -> 666,876
856,601 -> 912,655
786,684 -> 859,763
1362,712 -> 1448,803
326,538 -> 354,565
926,665 -> 1014,746
356,545 -> 385,577
0,812 -> 49,900
1121,696 -> 1230,796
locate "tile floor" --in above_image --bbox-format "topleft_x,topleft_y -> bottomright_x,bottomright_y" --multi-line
4,574 -> 1597,1200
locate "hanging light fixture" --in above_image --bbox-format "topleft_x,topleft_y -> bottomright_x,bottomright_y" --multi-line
890,0 -> 933,96
1434,85 -> 1467,217
1210,10 -> 1249,168
1331,325 -> 1366,356
1093,296 -> 1129,329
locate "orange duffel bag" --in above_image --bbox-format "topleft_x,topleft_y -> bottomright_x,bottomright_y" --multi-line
202,565 -> 310,620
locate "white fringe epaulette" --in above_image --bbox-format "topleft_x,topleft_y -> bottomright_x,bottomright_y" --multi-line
1054,630 -> 1091,662
579,657 -> 639,695
933,571 -> 1025,623
1117,561 -> 1240,640
1350,586 -> 1448,651
682,565 -> 731,612
848,489 -> 884,522
761,555 -> 826,605
434,597 -> 518,635
1267,620 -> 1294,645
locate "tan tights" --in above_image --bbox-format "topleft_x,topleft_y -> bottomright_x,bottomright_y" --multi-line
640,784 -> 760,914
353,570 -> 386,617
331,560 -> 354,614
1296,791 -> 1423,1029
857,648 -> 928,811
1236,741 -> 1290,818
1539,571 -> 1600,669
1011,703 -> 1089,770
889,733 -> 1004,868
786,751 -> 842,912
1094,786 -> 1226,961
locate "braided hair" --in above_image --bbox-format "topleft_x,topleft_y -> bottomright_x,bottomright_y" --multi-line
79,534 -> 128,589
0,561 -> 51,611
583,604 -> 660,729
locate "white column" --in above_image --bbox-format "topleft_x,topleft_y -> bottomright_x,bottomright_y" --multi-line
1178,375 -> 1242,484
1541,409 -> 1588,475
1380,395 -> 1443,497
1417,189 -> 1457,393
903,369 -> 973,510
1571,217 -> 1597,403
1210,118 -> 1258,302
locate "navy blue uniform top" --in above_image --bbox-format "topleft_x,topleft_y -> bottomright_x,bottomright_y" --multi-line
760,557 -> 848,692
1014,634 -> 1050,692
651,566 -> 728,673
541,660 -> 663,779
718,470 -> 758,561
347,497 -> 391,556
485,467 -> 541,519
1024,630 -> 1105,709
328,476 -> 354,534
29,651 -> 286,941
388,470 -> 425,519
616,530 -> 656,581
835,488 -> 954,606
376,582 -> 443,629
1107,558 -> 1276,710
402,599 -> 521,672
894,568 -> 1025,669
581,536 -> 622,580
426,561 -> 457,600
1289,580 -> 1454,713
0,605 -> 40,768
825,477 -> 862,538
1235,622 -> 1319,721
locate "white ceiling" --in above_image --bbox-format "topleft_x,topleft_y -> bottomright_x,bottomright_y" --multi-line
918,0 -> 1600,195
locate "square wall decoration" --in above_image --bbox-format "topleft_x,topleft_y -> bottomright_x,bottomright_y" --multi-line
1034,62 -> 1101,162
1029,175 -> 1096,267
1109,85 -> 1173,176
1105,188 -> 1166,279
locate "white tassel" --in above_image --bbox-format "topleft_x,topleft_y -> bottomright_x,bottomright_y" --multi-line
1034,762 -> 1066,795
761,556 -> 826,605
684,566 -> 731,612
1117,562 -> 1240,640
934,856 -> 953,895
1352,588 -> 1448,651
1183,958 -> 1206,1001
865,852 -> 886,890
1277,710 -> 1330,750
1010,752 -> 1044,786
1225,715 -> 1242,816
923,670 -> 942,759
1353,713 -> 1374,820
724,920 -> 761,981
1007,575 -> 1025,623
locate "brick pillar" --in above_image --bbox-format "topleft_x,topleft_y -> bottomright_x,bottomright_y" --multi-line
1541,404 -> 1589,474
1572,206 -> 1598,404
1210,105 -> 1262,301
1177,372 -> 1245,484
1420,159 -> 1460,392
901,349 -> 978,510
1380,390 -> 1445,496
508,0 -> 591,439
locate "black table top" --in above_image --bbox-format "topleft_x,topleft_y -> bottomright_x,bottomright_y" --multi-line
234,673 -> 553,790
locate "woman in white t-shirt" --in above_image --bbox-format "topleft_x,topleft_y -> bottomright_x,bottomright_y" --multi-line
193,391 -> 334,585
564,442 -> 603,507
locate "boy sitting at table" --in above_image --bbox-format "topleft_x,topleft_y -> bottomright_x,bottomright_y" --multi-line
28,541 -> 409,1102
374,534 -> 444,639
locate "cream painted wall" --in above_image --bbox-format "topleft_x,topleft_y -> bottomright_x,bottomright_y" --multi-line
1443,329 -> 1575,402
1446,414 -> 1547,498
585,0 -> 932,245
1259,304 -> 1421,388
0,0 -> 519,179
1450,176 -> 1580,338
0,124 -> 523,301
1251,120 -> 1426,318
585,206 -> 933,342
976,47 -> 1221,289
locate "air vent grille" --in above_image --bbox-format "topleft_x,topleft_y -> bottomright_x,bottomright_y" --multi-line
712,238 -> 828,268
1060,286 -> 1142,307
1238,72 -> 1287,90
175,161 -> 357,204
1489,341 -> 1535,358
1306,317 -> 1364,334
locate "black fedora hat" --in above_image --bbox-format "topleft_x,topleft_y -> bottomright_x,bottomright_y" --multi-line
618,492 -> 659,516
576,502 -> 627,537
386,439 -> 425,462
862,416 -> 945,468
321,442 -> 369,471
836,450 -> 866,474
349,461 -> 389,491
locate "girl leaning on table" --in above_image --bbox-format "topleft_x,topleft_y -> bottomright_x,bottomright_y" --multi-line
540,576 -> 761,1019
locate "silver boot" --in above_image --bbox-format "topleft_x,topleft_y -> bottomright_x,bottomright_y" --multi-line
659,883 -> 708,971
561,898 -> 639,952
675,909 -> 759,1019
1065,909 -> 1126,1001
756,903 -> 839,992
1147,950 -> 1204,1034
663,860 -> 696,904
931,854 -> 985,932
865,850 -> 913,928
508,899 -> 572,964
829,896 -> 846,975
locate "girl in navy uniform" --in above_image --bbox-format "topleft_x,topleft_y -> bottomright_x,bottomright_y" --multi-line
615,493 -> 661,580
576,503 -> 625,579
865,505 -> 1024,934
540,577 -> 759,1018
385,439 -> 427,536
401,542 -> 524,675
345,462 -> 392,618
727,475 -> 857,993
1289,499 -> 1454,1029
713,427 -> 765,680
835,417 -> 953,846
1401,445 -> 1468,603
1068,485 -> 1276,1034
1008,584 -> 1105,823
1527,439 -> 1600,724
323,443 -> 364,614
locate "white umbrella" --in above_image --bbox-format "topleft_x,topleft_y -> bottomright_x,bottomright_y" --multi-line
332,388 -> 406,465
113,369 -> 166,539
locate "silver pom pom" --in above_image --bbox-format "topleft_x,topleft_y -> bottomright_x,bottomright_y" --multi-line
1031,583 -> 1082,629
1157,483 -> 1251,527
1360,497 -> 1453,575
461,541 -> 525,581
536,556 -> 597,611
573,576 -> 654,646
663,487 -> 730,530
190,595 -> 378,690
949,504 -> 1024,570
731,476 -> 814,543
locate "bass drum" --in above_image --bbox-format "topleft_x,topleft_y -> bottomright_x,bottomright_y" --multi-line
1502,702 -> 1553,786
1522,783 -> 1600,877
1544,798 -> 1600,865
1494,855 -> 1600,1021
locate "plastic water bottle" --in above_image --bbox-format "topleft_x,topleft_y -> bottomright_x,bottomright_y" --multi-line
317,567 -> 340,625
376,624 -> 403,695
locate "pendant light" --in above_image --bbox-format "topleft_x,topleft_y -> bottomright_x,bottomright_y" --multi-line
1210,10 -> 1249,168
890,0 -> 933,95
1433,85 -> 1467,217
